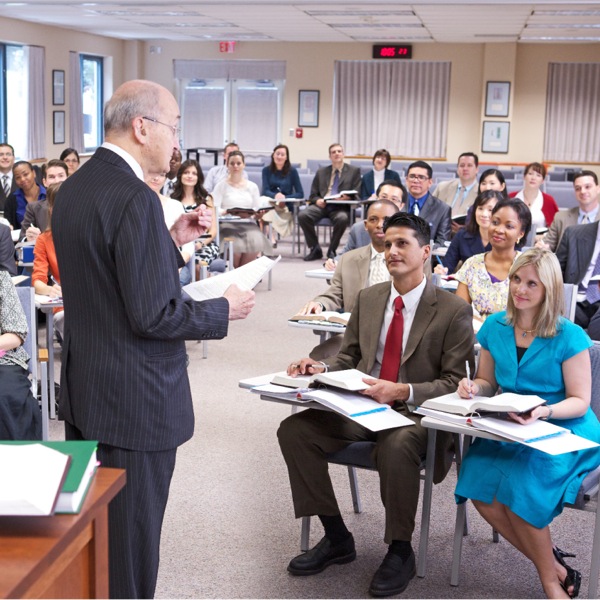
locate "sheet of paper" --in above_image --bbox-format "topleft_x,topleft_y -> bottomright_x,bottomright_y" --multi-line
183,255 -> 281,301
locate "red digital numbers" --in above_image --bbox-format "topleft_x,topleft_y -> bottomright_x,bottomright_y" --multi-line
372,44 -> 412,60
380,47 -> 396,57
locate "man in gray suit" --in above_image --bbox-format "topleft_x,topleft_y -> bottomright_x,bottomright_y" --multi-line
403,160 -> 451,247
0,143 -> 16,214
300,143 -> 362,261
278,213 -> 474,597
537,170 -> 600,251
432,152 -> 479,232
296,200 -> 398,359
54,80 -> 255,599
556,219 -> 600,329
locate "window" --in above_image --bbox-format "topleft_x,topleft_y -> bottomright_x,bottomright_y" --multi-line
0,43 -> 27,158
175,60 -> 286,154
80,54 -> 103,151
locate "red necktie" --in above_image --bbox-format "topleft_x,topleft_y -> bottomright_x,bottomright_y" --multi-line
379,296 -> 404,382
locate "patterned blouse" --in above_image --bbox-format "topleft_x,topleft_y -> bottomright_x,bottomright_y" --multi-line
0,271 -> 30,370
454,251 -> 520,318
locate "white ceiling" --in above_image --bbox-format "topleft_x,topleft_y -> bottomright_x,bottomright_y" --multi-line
1,0 -> 600,43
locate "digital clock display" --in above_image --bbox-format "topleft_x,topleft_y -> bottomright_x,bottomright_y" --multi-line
372,44 -> 413,60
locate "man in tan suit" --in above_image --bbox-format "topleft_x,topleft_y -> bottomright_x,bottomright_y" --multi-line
433,152 -> 479,231
536,170 -> 600,252
278,213 -> 474,598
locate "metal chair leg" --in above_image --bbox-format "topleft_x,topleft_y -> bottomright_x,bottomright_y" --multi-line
347,466 -> 362,513
301,516 -> 311,552
417,429 -> 436,578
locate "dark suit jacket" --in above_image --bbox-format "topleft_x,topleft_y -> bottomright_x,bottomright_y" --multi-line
309,163 -> 362,204
360,168 -> 401,200
442,228 -> 490,274
0,175 -> 17,213
53,147 -> 230,451
556,221 -> 598,286
20,200 -> 49,239
404,193 -> 451,247
330,280 -> 475,482
0,224 -> 16,275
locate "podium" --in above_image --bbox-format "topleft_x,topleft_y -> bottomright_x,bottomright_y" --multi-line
0,467 -> 126,599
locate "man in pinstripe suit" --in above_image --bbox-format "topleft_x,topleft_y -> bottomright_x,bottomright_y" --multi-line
53,80 -> 255,599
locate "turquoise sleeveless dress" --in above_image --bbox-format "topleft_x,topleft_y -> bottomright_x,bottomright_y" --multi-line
455,312 -> 600,528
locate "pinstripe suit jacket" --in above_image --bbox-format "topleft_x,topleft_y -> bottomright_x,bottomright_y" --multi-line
53,147 -> 230,451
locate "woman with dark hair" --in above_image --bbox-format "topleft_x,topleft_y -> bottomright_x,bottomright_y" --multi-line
434,190 -> 500,275
478,168 -> 508,198
260,144 -> 304,243
455,198 -> 532,320
59,148 -> 81,175
456,248 -> 600,598
4,161 -> 46,230
171,160 -> 220,266
510,162 -> 559,229
32,182 -> 64,338
360,149 -> 401,200
0,267 -> 41,440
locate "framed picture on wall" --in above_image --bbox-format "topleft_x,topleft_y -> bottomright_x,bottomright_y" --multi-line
482,121 -> 510,154
53,70 -> 65,106
298,90 -> 319,127
53,111 -> 65,144
485,81 -> 510,117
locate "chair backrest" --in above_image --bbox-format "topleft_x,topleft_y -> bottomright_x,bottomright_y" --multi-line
563,283 -> 577,322
588,342 -> 600,420
15,286 -> 37,390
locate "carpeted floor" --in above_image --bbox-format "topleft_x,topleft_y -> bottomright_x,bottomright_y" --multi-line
48,237 -> 598,599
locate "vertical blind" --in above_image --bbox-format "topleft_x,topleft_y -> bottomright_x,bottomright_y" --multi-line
333,60 -> 451,158
544,62 -> 600,163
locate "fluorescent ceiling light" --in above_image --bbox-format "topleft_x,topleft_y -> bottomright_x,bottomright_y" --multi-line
533,10 -> 600,16
306,10 -> 415,17
526,23 -> 600,29
329,23 -> 424,29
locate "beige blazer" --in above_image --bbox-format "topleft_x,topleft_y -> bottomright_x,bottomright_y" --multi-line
433,179 -> 478,217
330,280 -> 475,482
542,207 -> 599,252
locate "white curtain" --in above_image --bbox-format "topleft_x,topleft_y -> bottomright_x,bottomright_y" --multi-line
69,51 -> 85,151
544,63 -> 600,163
333,60 -> 451,158
26,45 -> 45,160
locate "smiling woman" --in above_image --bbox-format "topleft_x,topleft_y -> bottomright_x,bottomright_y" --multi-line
454,198 -> 532,320
3,161 -> 45,230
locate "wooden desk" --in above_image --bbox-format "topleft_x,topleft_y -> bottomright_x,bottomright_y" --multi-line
0,467 -> 126,599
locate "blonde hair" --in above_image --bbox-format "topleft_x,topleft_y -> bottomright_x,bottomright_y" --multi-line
505,248 -> 564,338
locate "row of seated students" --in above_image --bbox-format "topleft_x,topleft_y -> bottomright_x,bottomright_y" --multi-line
280,208 -> 600,597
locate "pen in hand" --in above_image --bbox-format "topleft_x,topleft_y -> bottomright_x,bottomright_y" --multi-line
465,360 -> 473,399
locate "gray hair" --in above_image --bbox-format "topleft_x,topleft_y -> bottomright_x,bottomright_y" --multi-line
104,80 -> 162,136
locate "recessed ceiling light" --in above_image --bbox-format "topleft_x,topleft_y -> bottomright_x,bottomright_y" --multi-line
306,10 -> 415,17
533,10 -> 600,17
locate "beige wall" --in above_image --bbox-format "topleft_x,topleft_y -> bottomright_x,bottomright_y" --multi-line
0,16 -> 598,175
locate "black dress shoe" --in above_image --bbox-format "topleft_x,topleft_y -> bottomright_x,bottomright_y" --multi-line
369,549 -> 416,597
327,249 -> 336,259
288,534 -> 356,576
303,246 -> 323,261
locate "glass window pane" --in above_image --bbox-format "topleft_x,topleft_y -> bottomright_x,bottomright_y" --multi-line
81,55 -> 103,151
182,80 -> 226,149
6,45 -> 28,159
233,83 -> 279,152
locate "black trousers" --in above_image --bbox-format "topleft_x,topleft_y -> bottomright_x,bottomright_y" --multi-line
65,422 -> 177,599
0,364 -> 41,440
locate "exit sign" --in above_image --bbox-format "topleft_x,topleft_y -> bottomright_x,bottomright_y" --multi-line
372,44 -> 413,59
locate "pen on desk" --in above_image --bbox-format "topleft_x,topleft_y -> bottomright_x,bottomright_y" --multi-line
466,360 -> 472,398
435,254 -> 444,267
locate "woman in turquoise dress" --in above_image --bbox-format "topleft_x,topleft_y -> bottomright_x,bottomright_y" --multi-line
455,248 -> 600,599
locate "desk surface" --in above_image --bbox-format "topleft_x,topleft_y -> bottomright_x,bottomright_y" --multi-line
305,268 -> 333,279
0,467 -> 126,599
288,320 -> 347,334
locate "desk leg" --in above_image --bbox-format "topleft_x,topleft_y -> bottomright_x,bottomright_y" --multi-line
417,428 -> 436,578
46,311 -> 57,419
450,435 -> 472,586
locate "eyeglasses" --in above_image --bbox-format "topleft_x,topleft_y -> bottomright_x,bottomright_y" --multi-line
407,174 -> 430,182
142,116 -> 181,138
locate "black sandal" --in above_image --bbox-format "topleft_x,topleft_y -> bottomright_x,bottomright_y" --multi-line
553,547 -> 582,598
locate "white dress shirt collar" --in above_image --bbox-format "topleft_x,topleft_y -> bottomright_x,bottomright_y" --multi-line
102,142 -> 144,181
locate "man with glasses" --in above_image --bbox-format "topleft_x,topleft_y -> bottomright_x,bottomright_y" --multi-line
0,143 -> 16,214
404,160 -> 451,247
53,80 -> 255,599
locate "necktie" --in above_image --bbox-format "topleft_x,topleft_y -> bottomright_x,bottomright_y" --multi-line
411,202 -> 420,216
331,170 -> 340,195
587,258 -> 600,304
379,296 -> 404,382
370,253 -> 388,285
582,214 -> 590,224
451,186 -> 462,209
2,175 -> 9,197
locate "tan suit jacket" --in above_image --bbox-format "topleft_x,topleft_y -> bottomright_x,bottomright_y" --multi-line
433,179 -> 478,217
330,280 -> 475,483
542,207 -> 599,252
314,244 -> 372,312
